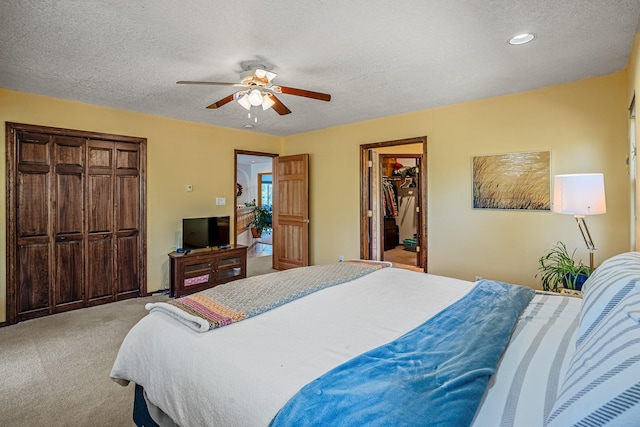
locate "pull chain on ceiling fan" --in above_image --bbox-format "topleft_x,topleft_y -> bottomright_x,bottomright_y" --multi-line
177,66 -> 331,116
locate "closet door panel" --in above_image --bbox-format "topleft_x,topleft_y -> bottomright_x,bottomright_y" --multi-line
15,131 -> 52,320
54,135 -> 84,165
53,170 -> 84,310
18,243 -> 50,319
116,143 -> 139,171
56,173 -> 84,234
52,137 -> 84,238
18,131 -> 49,166
116,143 -> 140,231
87,234 -> 114,302
17,173 -> 49,237
88,141 -> 113,168
117,233 -> 139,295
117,175 -> 139,230
87,141 -> 114,235
88,175 -> 113,233
54,237 -> 84,309
53,136 -> 85,309
87,140 -> 115,303
114,143 -> 141,297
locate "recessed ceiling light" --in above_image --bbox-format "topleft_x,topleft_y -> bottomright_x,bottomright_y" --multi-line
508,33 -> 535,45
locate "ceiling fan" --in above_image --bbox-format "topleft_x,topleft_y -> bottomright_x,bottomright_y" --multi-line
177,67 -> 331,115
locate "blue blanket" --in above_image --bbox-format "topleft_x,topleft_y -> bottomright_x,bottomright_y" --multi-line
270,280 -> 535,427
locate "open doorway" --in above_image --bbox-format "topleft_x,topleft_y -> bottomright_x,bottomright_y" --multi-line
379,154 -> 422,268
235,150 -> 277,273
360,137 -> 427,272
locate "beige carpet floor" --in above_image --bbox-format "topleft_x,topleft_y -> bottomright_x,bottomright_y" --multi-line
1,259 -> 276,427
0,295 -> 168,427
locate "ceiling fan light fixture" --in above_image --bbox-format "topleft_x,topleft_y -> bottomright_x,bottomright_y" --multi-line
262,93 -> 276,111
180,61 -> 330,117
237,93 -> 251,110
248,89 -> 264,106
254,69 -> 277,83
508,33 -> 535,45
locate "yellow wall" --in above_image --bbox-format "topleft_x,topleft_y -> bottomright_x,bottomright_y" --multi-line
283,72 -> 630,287
0,66 -> 633,323
0,89 -> 281,322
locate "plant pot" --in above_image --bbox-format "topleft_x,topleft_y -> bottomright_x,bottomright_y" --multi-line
563,273 -> 589,291
250,227 -> 262,238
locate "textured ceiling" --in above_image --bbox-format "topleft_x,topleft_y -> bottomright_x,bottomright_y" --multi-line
1,1 -> 639,136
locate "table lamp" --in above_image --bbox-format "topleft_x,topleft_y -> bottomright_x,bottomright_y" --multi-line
553,173 -> 606,272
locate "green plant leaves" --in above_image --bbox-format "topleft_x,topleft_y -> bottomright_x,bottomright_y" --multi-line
536,241 -> 590,292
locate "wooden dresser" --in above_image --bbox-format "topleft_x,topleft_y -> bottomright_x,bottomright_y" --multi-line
168,245 -> 247,297
384,217 -> 399,251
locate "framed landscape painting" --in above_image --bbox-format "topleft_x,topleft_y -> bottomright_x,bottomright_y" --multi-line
472,151 -> 550,210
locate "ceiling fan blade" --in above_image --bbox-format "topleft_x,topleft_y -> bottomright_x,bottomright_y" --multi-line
273,85 -> 331,102
265,93 -> 292,115
206,94 -> 235,109
177,81 -> 244,87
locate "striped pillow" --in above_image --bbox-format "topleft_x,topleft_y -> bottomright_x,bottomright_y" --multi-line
545,291 -> 640,426
471,293 -> 581,427
577,252 -> 640,347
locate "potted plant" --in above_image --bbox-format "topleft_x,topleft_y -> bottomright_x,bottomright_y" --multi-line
536,241 -> 591,292
248,205 -> 272,238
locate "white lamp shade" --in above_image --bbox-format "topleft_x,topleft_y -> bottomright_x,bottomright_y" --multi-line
248,89 -> 263,106
261,93 -> 275,110
254,69 -> 276,83
553,173 -> 606,215
237,93 -> 251,110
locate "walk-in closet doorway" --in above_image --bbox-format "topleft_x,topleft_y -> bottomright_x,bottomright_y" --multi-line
360,137 -> 428,272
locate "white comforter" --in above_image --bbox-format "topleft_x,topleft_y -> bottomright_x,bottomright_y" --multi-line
110,267 -> 581,427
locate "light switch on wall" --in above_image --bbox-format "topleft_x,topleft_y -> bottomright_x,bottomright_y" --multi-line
216,197 -> 226,205
186,184 -> 193,192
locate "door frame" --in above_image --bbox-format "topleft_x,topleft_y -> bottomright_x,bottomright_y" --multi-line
360,136 -> 428,271
630,94 -> 637,250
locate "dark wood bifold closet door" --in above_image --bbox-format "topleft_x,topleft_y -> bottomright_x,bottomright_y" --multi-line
87,139 -> 115,303
6,123 -> 147,324
53,135 -> 85,312
16,131 -> 52,319
114,142 -> 141,298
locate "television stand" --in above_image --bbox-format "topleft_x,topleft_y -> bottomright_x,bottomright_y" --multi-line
168,244 -> 247,297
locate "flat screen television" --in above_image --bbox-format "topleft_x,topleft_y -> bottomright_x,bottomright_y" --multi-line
182,216 -> 230,250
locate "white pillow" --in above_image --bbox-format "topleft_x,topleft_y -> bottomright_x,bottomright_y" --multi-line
545,290 -> 640,426
577,252 -> 640,347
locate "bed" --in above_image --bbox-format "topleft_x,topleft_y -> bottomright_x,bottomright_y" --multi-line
111,253 -> 640,426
